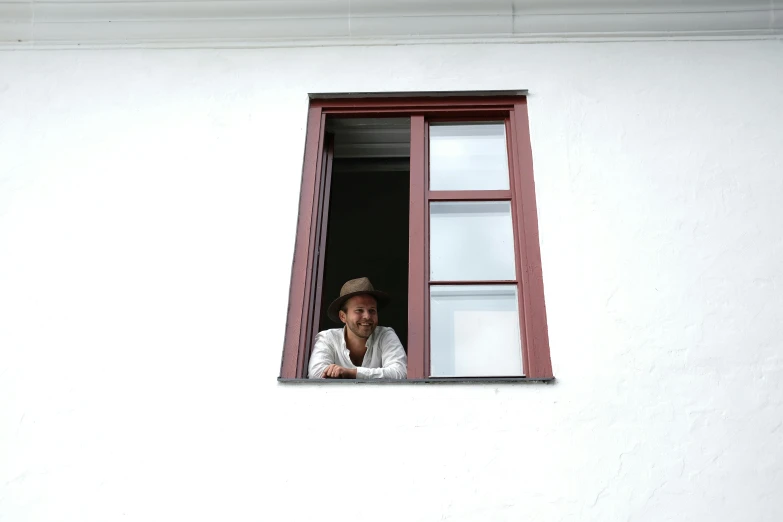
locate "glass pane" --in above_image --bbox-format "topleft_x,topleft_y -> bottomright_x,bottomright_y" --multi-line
430,123 -> 509,190
430,201 -> 516,281
430,285 -> 523,377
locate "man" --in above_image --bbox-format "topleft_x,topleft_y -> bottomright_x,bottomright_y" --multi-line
308,277 -> 407,379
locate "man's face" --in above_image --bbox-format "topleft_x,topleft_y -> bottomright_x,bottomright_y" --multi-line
339,294 -> 378,340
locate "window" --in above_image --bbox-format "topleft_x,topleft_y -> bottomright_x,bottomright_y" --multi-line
280,93 -> 552,380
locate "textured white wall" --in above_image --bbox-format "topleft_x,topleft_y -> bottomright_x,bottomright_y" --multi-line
1,40 -> 782,522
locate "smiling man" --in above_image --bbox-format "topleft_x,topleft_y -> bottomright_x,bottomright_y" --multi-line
308,277 -> 407,379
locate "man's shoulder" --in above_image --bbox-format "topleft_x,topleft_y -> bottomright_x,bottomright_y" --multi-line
315,328 -> 343,345
374,326 -> 401,341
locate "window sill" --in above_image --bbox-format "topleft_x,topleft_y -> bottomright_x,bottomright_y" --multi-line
278,377 -> 555,385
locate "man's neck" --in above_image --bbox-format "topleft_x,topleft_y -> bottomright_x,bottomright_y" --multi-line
344,328 -> 369,366
344,328 -> 369,352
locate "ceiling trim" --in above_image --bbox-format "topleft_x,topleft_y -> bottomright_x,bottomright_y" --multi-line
1,0 -> 780,48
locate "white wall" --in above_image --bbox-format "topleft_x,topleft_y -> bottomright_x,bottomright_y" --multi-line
1,40 -> 782,522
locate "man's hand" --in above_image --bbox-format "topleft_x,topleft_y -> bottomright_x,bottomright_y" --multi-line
322,364 -> 358,379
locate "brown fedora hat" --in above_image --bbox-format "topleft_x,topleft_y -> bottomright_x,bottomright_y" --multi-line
327,277 -> 390,323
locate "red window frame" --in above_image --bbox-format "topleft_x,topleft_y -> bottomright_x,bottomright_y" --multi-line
280,94 -> 552,380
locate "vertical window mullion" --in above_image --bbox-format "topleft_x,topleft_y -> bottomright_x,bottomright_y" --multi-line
407,115 -> 427,379
510,103 -> 553,378
304,135 -> 334,377
281,106 -> 324,379
505,116 -> 529,376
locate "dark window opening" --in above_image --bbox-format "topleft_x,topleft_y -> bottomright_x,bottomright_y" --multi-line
317,117 -> 411,350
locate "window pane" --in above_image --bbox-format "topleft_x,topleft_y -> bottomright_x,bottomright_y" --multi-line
430,201 -> 516,281
429,123 -> 509,190
430,285 -> 523,377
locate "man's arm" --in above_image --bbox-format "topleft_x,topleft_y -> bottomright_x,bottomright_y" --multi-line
307,332 -> 336,379
322,365 -> 356,379
356,328 -> 407,380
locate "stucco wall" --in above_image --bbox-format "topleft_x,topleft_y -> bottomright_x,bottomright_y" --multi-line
1,40 -> 782,521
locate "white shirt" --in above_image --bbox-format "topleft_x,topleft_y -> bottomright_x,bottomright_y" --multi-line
308,326 -> 408,379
